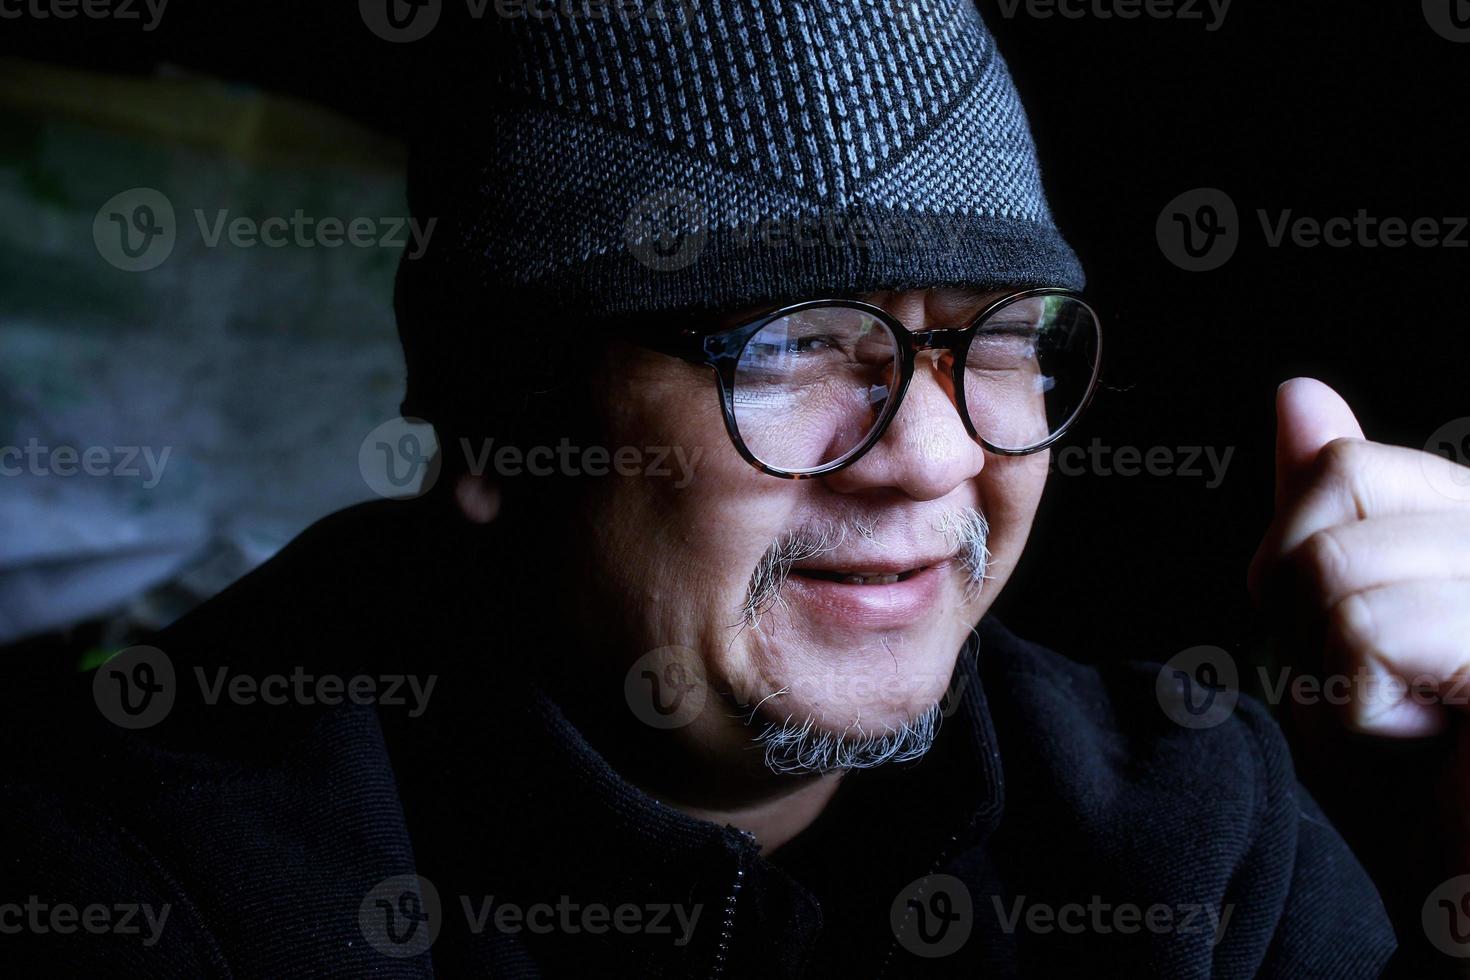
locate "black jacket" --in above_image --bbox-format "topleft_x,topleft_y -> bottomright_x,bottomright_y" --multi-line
1,499 -> 1400,977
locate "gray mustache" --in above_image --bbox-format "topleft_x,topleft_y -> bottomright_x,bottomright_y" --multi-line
739,510 -> 991,629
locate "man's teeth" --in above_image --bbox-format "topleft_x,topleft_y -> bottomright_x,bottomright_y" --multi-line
797,567 -> 923,585
840,573 -> 900,585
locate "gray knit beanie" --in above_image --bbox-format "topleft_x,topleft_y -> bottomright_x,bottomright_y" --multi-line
395,0 -> 1083,427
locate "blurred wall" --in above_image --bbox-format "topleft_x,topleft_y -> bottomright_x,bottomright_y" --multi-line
0,59 -> 414,658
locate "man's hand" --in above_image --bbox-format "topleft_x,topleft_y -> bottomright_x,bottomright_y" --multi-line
1248,377 -> 1470,973
1249,377 -> 1470,738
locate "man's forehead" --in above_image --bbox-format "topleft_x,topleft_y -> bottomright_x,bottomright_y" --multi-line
710,285 -> 1015,331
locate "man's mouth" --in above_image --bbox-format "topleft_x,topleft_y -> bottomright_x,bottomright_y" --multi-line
791,566 -> 934,586
779,559 -> 953,629
741,512 -> 990,629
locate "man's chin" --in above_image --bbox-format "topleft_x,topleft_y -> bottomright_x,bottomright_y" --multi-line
723,574 -> 974,772
737,626 -> 965,719
744,698 -> 946,776
727,651 -> 960,773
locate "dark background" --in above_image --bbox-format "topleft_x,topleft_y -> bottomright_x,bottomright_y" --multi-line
990,0 -> 1470,663
3,0 -> 1466,666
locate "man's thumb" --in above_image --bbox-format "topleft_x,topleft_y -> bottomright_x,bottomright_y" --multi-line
1272,377 -> 1365,511
1247,378 -> 1366,603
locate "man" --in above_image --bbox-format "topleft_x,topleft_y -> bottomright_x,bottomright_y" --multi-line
6,1 -> 1470,976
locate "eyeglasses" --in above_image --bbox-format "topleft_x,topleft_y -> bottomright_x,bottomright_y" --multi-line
628,287 -> 1102,479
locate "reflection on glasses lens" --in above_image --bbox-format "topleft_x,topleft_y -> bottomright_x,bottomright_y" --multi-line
727,294 -> 1099,474
961,294 -> 1098,453
731,306 -> 899,475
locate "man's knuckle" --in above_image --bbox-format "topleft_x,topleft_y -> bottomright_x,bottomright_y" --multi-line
1297,528 -> 1353,599
1310,438 -> 1376,518
1328,591 -> 1378,652
1315,437 -> 1368,481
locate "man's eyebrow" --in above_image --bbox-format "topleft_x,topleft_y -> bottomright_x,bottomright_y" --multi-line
934,285 -> 1012,308
709,301 -> 778,330
702,284 -> 1018,333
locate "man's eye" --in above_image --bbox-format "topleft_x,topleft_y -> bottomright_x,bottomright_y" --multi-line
968,327 -> 1038,369
789,333 -> 842,354
980,321 -> 1040,338
752,334 -> 840,357
977,327 -> 1038,346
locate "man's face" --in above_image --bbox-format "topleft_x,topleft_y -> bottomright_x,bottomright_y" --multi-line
569,287 -> 1050,779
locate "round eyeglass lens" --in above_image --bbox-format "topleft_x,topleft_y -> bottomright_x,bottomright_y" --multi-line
960,293 -> 1099,452
730,305 -> 900,474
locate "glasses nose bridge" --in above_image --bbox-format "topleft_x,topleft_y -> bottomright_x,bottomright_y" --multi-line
887,326 -> 969,435
906,326 -> 969,356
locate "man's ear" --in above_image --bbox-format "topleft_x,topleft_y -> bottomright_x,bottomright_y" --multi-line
453,472 -> 501,524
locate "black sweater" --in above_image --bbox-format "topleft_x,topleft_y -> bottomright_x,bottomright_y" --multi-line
1,499 -> 1402,977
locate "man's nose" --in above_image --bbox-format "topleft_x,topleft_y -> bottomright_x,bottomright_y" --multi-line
821,351 -> 986,501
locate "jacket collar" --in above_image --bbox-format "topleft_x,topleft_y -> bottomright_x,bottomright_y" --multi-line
387,622 -> 1006,976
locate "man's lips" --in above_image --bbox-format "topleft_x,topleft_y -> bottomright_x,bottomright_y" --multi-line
793,569 -> 922,585
782,561 -> 953,628
789,556 -> 952,586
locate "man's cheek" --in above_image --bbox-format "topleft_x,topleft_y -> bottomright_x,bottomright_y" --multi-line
973,456 -> 1047,589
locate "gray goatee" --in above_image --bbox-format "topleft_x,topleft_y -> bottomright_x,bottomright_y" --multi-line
734,509 -> 990,774
751,702 -> 944,775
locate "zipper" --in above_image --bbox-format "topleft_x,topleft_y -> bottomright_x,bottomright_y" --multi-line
709,831 -> 755,980
874,816 -> 978,980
